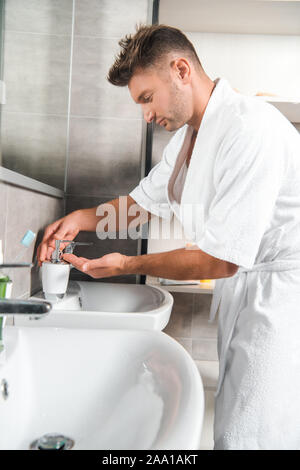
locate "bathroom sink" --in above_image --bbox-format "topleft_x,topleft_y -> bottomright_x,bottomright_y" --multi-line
14,281 -> 174,330
0,326 -> 204,450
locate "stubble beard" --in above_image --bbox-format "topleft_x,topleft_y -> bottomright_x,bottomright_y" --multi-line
165,82 -> 190,132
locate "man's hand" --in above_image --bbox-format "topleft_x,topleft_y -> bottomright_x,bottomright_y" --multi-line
62,252 -> 127,278
62,247 -> 238,281
37,211 -> 82,267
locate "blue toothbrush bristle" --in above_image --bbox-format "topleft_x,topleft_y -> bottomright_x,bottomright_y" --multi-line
21,230 -> 36,247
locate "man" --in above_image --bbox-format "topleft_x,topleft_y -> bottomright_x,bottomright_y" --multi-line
38,24 -> 300,449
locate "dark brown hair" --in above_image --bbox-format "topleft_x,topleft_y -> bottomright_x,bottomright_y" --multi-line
107,24 -> 202,87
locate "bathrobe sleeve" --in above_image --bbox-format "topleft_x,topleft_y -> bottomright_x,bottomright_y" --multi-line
129,126 -> 187,220
196,120 -> 284,269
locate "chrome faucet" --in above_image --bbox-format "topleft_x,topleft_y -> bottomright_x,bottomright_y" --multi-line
0,263 -> 51,354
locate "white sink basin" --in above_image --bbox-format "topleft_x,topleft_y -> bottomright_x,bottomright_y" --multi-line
14,281 -> 174,331
0,326 -> 204,450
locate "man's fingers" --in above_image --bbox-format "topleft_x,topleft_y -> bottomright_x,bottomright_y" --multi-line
39,240 -> 55,262
38,236 -> 70,265
38,242 -> 49,264
37,220 -> 63,265
62,254 -> 108,274
42,219 -> 62,243
46,245 -> 55,261
62,253 -> 76,264
61,253 -> 123,279
80,257 -> 107,271
62,253 -> 89,270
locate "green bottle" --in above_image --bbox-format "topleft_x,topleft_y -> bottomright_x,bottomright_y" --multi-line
0,275 -> 10,298
0,240 -> 12,351
0,240 -> 11,298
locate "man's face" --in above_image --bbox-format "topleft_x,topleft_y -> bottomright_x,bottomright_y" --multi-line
128,65 -> 192,132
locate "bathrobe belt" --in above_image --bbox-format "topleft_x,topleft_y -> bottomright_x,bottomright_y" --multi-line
209,259 -> 300,396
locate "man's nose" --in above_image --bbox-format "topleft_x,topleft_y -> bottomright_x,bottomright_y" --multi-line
143,108 -> 154,124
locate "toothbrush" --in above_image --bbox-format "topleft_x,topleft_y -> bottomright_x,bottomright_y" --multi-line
12,230 -> 36,264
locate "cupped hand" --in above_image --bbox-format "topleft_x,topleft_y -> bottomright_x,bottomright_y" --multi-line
62,252 -> 128,278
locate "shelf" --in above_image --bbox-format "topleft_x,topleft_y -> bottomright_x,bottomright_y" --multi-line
0,167 -> 64,197
159,0 -> 300,36
146,276 -> 215,294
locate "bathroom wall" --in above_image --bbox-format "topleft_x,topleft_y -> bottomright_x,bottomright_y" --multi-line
0,0 -> 150,287
1,0 -> 73,189
65,0 -> 149,284
187,31 -> 300,98
0,0 -> 67,300
0,180 -> 63,299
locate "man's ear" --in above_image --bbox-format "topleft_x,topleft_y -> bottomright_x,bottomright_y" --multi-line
171,58 -> 191,83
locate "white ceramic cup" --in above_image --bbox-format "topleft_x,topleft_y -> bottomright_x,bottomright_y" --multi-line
42,262 -> 70,295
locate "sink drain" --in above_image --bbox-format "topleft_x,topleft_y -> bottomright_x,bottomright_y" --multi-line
30,433 -> 74,450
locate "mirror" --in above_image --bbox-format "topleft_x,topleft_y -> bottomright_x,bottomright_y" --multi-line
0,0 -> 73,190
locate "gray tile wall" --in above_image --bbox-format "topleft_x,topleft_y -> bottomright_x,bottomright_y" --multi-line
66,0 -> 149,283
67,0 -> 148,198
1,0 -> 73,189
1,0 -> 149,285
0,180 -> 63,298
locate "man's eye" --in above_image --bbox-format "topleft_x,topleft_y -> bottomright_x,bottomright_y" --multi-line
144,96 -> 152,103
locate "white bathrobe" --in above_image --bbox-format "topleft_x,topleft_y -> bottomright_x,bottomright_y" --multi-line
130,78 -> 300,450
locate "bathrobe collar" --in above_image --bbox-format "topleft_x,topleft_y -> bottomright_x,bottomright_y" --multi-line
167,77 -> 236,238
